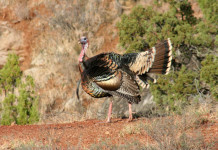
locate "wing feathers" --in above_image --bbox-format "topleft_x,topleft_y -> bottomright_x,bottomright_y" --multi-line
94,69 -> 141,104
118,71 -> 139,95
128,51 -> 152,75
95,71 -> 122,91
115,71 -> 141,104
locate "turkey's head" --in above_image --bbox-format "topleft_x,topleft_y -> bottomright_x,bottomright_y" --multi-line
78,36 -> 89,62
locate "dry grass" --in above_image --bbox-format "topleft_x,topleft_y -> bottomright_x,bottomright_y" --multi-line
119,122 -> 144,137
90,139 -> 147,150
0,138 -> 45,150
14,2 -> 30,21
143,105 -> 216,150
15,141 -> 78,150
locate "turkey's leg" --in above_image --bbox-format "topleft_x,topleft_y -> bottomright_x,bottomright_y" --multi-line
128,103 -> 133,122
106,101 -> 113,123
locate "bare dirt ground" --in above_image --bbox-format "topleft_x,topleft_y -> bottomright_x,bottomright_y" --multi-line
0,118 -> 152,149
0,116 -> 217,149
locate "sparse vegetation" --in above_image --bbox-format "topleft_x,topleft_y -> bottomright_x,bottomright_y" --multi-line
119,122 -> 143,137
0,54 -> 39,125
90,139 -> 147,150
144,115 -> 215,150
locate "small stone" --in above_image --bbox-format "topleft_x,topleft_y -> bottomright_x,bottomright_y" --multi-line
105,131 -> 110,135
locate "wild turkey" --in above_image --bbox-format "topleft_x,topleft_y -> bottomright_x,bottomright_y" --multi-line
77,36 -> 172,122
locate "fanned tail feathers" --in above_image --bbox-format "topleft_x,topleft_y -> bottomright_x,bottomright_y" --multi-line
148,38 -> 172,74
135,38 -> 172,89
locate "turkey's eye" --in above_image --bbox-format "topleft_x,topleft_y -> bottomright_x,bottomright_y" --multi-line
84,38 -> 86,40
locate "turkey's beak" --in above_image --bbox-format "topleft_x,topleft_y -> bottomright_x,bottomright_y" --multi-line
78,40 -> 81,44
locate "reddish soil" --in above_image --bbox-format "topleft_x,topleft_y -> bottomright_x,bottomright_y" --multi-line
0,118 -> 153,149
0,117 -> 217,149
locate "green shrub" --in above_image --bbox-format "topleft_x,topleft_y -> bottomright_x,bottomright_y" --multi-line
16,75 -> 39,125
197,0 -> 218,24
1,94 -> 17,125
0,54 -> 39,125
0,54 -> 22,95
117,1 -> 197,53
117,0 -> 216,54
117,6 -> 152,53
149,55 -> 217,114
150,66 -> 198,114
200,55 -> 218,100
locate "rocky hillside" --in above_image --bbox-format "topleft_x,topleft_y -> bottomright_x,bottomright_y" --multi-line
0,0 -> 212,123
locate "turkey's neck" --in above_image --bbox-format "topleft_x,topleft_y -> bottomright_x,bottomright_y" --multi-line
79,43 -> 88,62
